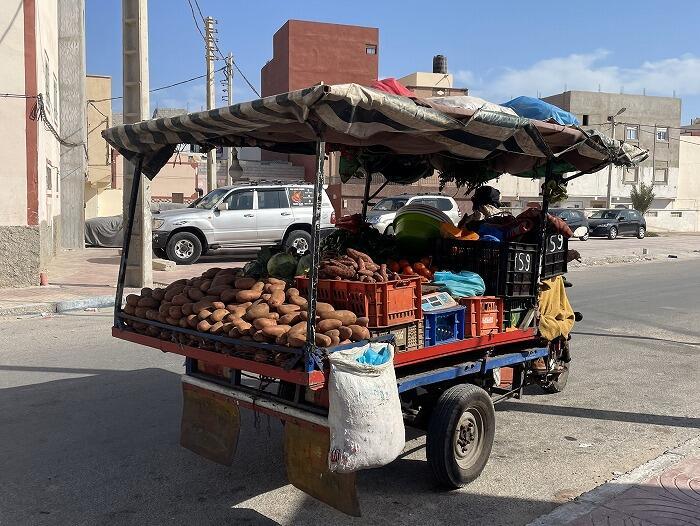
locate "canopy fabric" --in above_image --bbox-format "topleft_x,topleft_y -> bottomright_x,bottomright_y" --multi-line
102,83 -> 647,181
502,96 -> 580,126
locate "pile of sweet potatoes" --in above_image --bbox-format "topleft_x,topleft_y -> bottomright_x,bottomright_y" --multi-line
319,248 -> 401,283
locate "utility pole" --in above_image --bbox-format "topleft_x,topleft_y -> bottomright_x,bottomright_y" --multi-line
121,0 -> 152,287
225,53 -> 233,180
606,107 -> 627,208
204,16 -> 217,192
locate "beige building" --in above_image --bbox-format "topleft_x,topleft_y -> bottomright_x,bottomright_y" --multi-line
0,0 -> 63,287
397,71 -> 468,98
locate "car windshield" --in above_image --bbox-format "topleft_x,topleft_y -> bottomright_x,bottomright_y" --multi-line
191,188 -> 229,209
590,210 -> 619,219
372,198 -> 408,211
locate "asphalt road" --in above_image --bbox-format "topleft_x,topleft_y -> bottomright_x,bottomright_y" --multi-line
1,260 -> 698,526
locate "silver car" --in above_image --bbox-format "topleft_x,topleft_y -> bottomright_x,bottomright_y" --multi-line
152,184 -> 335,264
366,194 -> 461,234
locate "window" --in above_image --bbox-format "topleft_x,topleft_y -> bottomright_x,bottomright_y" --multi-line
625,125 -> 639,141
647,211 -> 658,217
257,188 -> 289,209
46,164 -> 52,191
225,190 -> 254,210
500,201 -> 512,208
582,115 -> 589,126
623,167 -> 639,184
653,162 -> 668,184
629,211 -> 640,220
412,198 -> 439,209
53,74 -> 58,122
436,198 -> 453,211
656,127 -> 668,141
365,45 -> 377,55
671,211 -> 682,218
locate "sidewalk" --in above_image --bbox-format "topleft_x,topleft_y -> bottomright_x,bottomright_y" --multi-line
0,247 -> 249,316
529,435 -> 700,525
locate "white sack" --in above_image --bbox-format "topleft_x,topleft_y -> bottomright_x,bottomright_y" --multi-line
327,343 -> 405,473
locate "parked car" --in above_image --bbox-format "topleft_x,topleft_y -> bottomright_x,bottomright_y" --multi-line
152,183 -> 336,264
549,208 -> 590,240
588,208 -> 646,240
366,194 -> 460,234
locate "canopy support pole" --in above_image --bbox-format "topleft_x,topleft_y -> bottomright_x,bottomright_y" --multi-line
360,172 -> 373,220
534,160 -> 553,288
114,155 -> 144,327
304,140 -> 326,370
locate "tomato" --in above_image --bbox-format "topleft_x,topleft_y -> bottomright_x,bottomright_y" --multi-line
388,261 -> 401,273
398,259 -> 410,268
417,266 -> 431,278
414,262 -> 426,271
402,265 -> 415,275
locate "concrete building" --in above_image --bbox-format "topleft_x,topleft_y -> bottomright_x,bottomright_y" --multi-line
397,72 -> 468,98
681,118 -> 700,137
0,0 -> 63,287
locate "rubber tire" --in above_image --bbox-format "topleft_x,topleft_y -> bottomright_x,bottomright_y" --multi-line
637,226 -> 645,239
579,230 -> 589,241
426,384 -> 495,489
607,226 -> 618,240
166,231 -> 202,265
284,230 -> 312,256
542,361 -> 571,394
153,247 -> 167,259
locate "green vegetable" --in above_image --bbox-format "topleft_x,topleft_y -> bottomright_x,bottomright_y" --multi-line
243,260 -> 264,278
296,254 -> 313,276
267,252 -> 298,279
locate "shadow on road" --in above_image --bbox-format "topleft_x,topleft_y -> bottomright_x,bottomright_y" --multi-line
572,330 -> 700,347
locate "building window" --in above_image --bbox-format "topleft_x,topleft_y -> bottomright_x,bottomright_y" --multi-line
625,125 -> 639,141
647,211 -> 658,217
365,45 -> 377,55
656,127 -> 669,141
582,114 -> 589,126
670,211 -> 682,217
623,167 -> 639,184
46,164 -> 52,191
653,161 -> 668,184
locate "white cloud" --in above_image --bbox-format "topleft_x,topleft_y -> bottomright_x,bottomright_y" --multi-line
455,51 -> 700,103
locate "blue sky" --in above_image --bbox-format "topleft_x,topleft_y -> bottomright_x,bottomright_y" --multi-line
86,0 -> 700,124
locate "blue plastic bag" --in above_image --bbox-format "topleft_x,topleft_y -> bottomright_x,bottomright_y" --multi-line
356,344 -> 392,365
433,271 -> 486,298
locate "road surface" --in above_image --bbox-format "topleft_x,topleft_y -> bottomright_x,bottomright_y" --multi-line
0,259 -> 698,525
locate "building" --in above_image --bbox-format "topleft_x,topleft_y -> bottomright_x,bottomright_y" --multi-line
0,0 -> 65,287
398,56 -> 468,98
681,118 -> 700,136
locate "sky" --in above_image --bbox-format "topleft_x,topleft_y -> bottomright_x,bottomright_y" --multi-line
86,0 -> 700,124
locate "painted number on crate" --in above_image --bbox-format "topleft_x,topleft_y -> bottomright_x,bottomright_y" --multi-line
547,234 -> 565,253
514,252 -> 532,272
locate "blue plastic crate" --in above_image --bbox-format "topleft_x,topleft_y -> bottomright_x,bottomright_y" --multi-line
423,305 -> 466,348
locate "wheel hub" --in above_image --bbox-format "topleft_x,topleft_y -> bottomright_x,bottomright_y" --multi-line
292,237 -> 309,254
174,239 -> 194,258
454,411 -> 482,467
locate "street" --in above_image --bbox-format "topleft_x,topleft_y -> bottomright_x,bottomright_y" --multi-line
1,259 -> 698,526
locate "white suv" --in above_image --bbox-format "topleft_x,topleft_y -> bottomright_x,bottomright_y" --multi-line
366,194 -> 460,234
152,183 -> 335,264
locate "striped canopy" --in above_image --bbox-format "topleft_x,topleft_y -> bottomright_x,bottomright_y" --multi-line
102,83 -> 648,180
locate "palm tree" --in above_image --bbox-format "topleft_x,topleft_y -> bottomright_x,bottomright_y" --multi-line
630,181 -> 655,215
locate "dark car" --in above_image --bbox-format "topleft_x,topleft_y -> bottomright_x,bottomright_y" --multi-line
588,209 -> 646,239
549,208 -> 590,240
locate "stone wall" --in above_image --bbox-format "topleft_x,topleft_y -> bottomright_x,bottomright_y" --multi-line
0,226 -> 41,288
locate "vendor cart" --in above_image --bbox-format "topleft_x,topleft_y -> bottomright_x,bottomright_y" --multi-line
104,83 -> 647,516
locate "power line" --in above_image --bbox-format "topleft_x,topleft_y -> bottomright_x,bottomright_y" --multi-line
0,93 -> 37,99
232,60 -> 261,98
185,0 -> 206,42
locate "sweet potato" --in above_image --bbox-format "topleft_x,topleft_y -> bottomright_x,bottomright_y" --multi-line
316,302 -> 335,313
165,278 -> 188,290
278,312 -> 302,326
163,285 -> 185,301
266,277 -> 286,286
277,304 -> 300,315
286,287 -> 300,298
319,310 -> 357,326
171,293 -> 189,306
268,289 -> 285,307
185,287 -> 203,301
203,267 -> 221,279
197,320 -> 212,332
122,304 -> 136,315
126,294 -> 140,307
165,317 -> 178,326
211,273 -> 236,287
262,324 -> 291,338
168,305 -> 184,319
338,326 -> 353,340
140,287 -> 153,297
264,283 -> 286,294
288,321 -> 308,335
252,281 -> 265,292
211,301 -> 226,311
151,288 -> 166,301
348,324 -> 370,341
186,314 -> 199,328
288,295 -> 308,308
253,318 -> 277,331
275,332 -> 289,346
314,333 -> 332,347
209,308 -> 228,323
245,303 -> 270,321
197,309 -> 212,320
236,289 -> 262,303
317,319 -> 343,332
225,305 -> 247,318
207,285 -> 231,297
325,329 -> 341,346
234,277 -> 257,290
356,317 -> 369,328
145,309 -> 159,321
178,317 -> 189,328
287,333 -> 306,348
261,293 -> 271,302
209,321 -> 224,335
181,303 -> 194,316
220,289 -> 240,304
192,298 -> 214,313
137,296 -> 159,309
134,306 -> 148,318
268,312 -> 280,320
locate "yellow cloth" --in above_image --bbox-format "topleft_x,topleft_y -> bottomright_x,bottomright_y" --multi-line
538,276 -> 575,341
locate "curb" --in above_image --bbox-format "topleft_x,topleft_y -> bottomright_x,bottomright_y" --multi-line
1,295 -> 123,317
526,434 -> 700,526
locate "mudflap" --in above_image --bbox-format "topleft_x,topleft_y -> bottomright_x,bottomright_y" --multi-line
284,421 -> 361,517
180,382 -> 240,466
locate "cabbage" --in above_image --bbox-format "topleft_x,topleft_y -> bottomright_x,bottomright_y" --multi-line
296,254 -> 313,277
267,252 -> 298,279
243,260 -> 264,278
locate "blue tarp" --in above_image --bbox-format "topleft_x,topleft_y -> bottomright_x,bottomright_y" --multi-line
501,96 -> 580,126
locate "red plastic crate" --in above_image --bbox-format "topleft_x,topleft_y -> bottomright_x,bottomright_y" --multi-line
295,276 -> 422,328
458,296 -> 504,337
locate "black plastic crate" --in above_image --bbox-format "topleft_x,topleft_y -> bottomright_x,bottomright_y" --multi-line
503,297 -> 537,329
435,239 -> 538,297
541,233 -> 568,279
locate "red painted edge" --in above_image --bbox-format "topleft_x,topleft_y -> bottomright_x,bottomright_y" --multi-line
394,328 -> 538,366
24,0 -> 39,226
112,327 -> 326,388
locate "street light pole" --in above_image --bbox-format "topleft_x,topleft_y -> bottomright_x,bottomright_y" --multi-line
605,107 -> 627,208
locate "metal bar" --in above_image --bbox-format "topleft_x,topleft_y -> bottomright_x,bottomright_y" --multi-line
114,156 -> 143,327
304,139 -> 325,371
483,348 -> 548,370
368,178 -> 389,203
397,361 -> 482,393
360,172 -> 373,220
534,159 -> 553,288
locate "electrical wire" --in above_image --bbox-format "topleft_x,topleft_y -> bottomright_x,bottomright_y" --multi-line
31,94 -> 88,157
0,93 -> 37,99
185,0 -> 206,42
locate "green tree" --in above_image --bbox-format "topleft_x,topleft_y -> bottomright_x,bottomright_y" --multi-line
630,181 -> 655,215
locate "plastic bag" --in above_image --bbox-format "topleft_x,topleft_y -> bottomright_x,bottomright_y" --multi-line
433,270 -> 486,298
328,343 -> 405,473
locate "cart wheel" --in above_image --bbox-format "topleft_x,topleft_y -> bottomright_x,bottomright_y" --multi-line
426,384 -> 495,489
542,361 -> 570,393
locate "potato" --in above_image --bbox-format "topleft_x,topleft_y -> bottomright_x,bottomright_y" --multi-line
203,267 -> 221,279
286,287 -> 300,298
166,278 -> 188,290
211,274 -> 236,287
225,305 -> 247,318
338,326 -> 353,340
252,330 -> 268,342
123,304 -> 136,315
288,295 -> 308,308
252,281 -> 265,292
356,317 -> 370,328
187,287 -> 205,302
165,317 -> 178,326
140,287 -> 153,297
158,313 -> 169,324
145,309 -> 159,321
245,303 -> 269,321
317,319 -> 342,332
198,279 -> 212,292
168,305 -> 183,319
220,289 -> 240,304
151,288 -> 166,301
278,312 -> 302,326
268,312 -> 280,320
186,314 -> 199,328
288,321 -> 308,335
181,303 -> 194,316
209,308 -> 228,323
261,293 -> 272,302
325,329 -> 341,346
163,285 -> 185,301
277,304 -> 300,315
220,322 -> 234,335
287,333 -> 306,348
253,318 -> 277,331
134,306 -> 148,318
171,293 -> 189,306
207,285 -> 231,297
239,301 -> 252,309
197,320 -> 212,332
178,317 -> 189,328
197,309 -> 212,321
316,302 -> 335,313
268,289 -> 285,307
264,283 -> 285,294
275,332 -> 289,346
319,310 -> 357,326
314,333 -> 332,347
137,296 -> 159,309
262,324 -> 291,338
234,277 -> 257,290
266,277 -> 287,286
211,301 -> 226,311
158,302 -> 172,315
126,294 -> 140,307
209,321 -> 224,335
236,289 -> 262,303
348,324 -> 370,342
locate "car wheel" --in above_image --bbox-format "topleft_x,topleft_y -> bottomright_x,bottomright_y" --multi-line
166,232 -> 202,264
153,247 -> 167,259
637,226 -> 645,239
579,230 -> 589,241
607,226 -> 618,240
284,230 -> 312,256
384,225 -> 395,235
